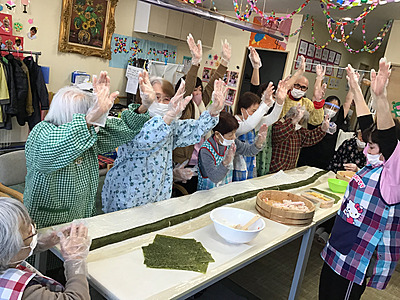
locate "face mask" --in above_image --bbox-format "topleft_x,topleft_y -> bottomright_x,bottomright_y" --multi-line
367,153 -> 383,166
217,133 -> 235,146
148,102 -> 169,117
192,94 -> 202,106
291,88 -> 306,99
356,138 -> 366,149
324,108 -> 337,119
241,108 -> 250,121
9,225 -> 38,265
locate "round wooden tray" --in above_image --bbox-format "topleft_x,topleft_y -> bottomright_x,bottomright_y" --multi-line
256,190 -> 315,226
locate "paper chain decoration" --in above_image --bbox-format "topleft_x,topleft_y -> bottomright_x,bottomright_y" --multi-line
281,14 -> 310,38
246,0 -> 311,22
320,0 -> 378,25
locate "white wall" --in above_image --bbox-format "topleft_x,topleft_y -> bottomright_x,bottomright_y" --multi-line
385,19 -> 400,65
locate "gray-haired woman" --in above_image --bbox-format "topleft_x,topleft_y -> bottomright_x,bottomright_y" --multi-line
0,197 -> 91,299
24,71 -> 152,228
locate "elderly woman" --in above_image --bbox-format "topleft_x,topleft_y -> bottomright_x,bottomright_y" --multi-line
24,72 -> 151,228
0,197 -> 91,299
269,104 -> 329,173
101,74 -> 225,212
319,59 -> 400,299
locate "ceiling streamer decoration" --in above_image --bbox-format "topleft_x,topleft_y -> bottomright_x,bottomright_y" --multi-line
320,0 -> 378,25
246,0 -> 311,22
327,0 -> 400,6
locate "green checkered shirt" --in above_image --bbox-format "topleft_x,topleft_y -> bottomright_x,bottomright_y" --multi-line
24,104 -> 149,228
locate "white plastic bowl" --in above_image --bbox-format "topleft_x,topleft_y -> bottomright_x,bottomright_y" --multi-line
210,207 -> 265,244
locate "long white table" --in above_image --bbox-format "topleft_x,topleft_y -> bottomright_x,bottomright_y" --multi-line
44,167 -> 344,300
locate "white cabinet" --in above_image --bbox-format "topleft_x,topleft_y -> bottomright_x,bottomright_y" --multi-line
134,2 -> 216,47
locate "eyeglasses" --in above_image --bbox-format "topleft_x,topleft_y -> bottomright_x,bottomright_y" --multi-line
23,222 -> 37,241
294,83 -> 308,91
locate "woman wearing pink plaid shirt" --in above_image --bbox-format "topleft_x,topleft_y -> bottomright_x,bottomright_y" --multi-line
0,197 -> 91,300
319,59 -> 400,300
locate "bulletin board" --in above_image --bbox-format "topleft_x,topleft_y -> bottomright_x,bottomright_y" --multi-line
387,63 -> 400,120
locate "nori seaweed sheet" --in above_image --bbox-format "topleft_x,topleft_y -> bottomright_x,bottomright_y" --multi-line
142,235 -> 214,273
90,170 -> 328,251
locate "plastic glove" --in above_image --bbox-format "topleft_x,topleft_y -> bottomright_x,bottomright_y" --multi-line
248,46 -> 262,69
163,80 -> 192,125
261,82 -> 275,107
209,79 -> 227,116
220,39 -> 231,66
59,222 -> 91,278
345,64 -> 361,92
313,82 -> 327,102
187,33 -> 202,66
139,70 -> 156,109
321,115 -> 330,132
86,71 -> 119,127
36,225 -> 72,252
255,124 -> 268,148
291,103 -> 305,125
222,143 -> 236,168
370,57 -> 391,99
173,160 -> 195,183
275,78 -> 289,105
315,64 -> 326,81
343,163 -> 359,172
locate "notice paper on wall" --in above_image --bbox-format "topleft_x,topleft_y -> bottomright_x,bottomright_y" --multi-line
126,65 -> 142,94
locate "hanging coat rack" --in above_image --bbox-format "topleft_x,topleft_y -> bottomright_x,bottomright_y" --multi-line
0,49 -> 41,63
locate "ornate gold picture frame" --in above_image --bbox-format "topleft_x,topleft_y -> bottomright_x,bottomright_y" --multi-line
58,0 -> 118,60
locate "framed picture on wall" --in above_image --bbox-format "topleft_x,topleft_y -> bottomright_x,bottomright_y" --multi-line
58,0 -> 118,60
334,53 -> 342,65
322,49 -> 329,61
228,71 -> 239,87
305,58 -> 313,72
312,59 -> 320,73
307,43 -> 315,58
337,68 -> 344,79
202,67 -> 211,82
294,54 -> 302,69
328,50 -> 336,63
326,64 -> 334,76
298,40 -> 308,56
328,77 -> 335,89
0,13 -> 12,36
314,48 -> 322,59
225,88 -> 236,106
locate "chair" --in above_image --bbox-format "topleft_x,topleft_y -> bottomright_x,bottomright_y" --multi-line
0,150 -> 26,202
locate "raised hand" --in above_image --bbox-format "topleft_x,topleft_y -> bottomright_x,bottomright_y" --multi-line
248,46 -> 262,69
187,33 -> 202,66
346,64 -> 361,91
221,39 -> 231,66
139,70 -> 156,109
222,143 -> 236,167
321,115 -> 330,132
255,124 -> 268,148
370,57 -> 391,98
296,55 -> 306,76
291,103 -> 305,124
86,71 -> 118,126
163,80 -> 191,124
316,64 -> 326,80
209,79 -> 228,116
261,82 -> 275,107
314,82 -> 327,102
275,79 -> 289,105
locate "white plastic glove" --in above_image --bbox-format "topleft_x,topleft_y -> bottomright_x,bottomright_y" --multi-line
209,79 -> 227,116
346,64 -> 361,92
173,160 -> 195,183
139,70 -> 156,109
343,163 -> 359,172
313,82 -> 327,102
59,222 -> 91,278
255,124 -> 268,148
36,225 -> 72,252
291,103 -> 306,125
187,33 -> 202,66
261,82 -> 275,107
321,115 -> 330,132
248,46 -> 262,69
163,80 -> 192,125
370,57 -> 391,99
222,143 -> 236,168
220,39 -> 231,66
275,78 -> 289,105
316,64 -> 326,81
86,71 -> 119,127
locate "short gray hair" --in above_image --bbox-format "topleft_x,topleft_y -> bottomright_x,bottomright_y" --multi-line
150,76 -> 163,86
45,86 -> 96,126
285,105 -> 310,126
0,197 -> 31,272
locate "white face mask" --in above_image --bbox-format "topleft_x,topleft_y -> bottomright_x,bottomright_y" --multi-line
367,153 -> 383,166
324,108 -> 337,119
148,102 -> 169,117
217,133 -> 235,146
356,138 -> 366,149
291,88 -> 306,99
10,224 -> 38,265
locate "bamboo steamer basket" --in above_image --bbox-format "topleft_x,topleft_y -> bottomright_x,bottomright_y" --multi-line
256,190 -> 315,226
336,171 -> 356,182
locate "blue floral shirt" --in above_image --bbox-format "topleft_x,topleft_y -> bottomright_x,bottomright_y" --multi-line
102,111 -> 218,212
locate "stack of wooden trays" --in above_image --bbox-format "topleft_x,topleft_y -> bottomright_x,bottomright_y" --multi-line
256,190 -> 315,226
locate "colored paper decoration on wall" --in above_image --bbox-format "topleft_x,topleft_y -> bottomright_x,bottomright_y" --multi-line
249,16 -> 292,50
109,33 -> 177,69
